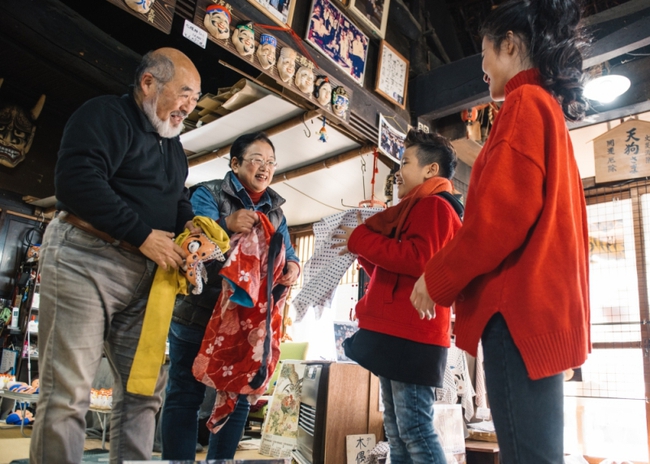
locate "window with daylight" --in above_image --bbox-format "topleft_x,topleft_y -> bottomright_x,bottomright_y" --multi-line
563,184 -> 650,462
285,231 -> 361,360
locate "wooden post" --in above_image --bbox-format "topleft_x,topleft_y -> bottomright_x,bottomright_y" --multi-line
271,145 -> 376,184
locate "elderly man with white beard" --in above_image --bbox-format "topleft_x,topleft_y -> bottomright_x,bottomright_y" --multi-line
30,48 -> 202,464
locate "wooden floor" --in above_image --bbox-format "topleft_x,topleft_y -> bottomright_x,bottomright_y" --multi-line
0,424 -> 273,464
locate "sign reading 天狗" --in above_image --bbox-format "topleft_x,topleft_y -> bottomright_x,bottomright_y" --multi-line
594,119 -> 650,184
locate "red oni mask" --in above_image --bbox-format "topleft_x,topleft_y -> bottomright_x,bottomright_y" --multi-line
181,233 -> 225,294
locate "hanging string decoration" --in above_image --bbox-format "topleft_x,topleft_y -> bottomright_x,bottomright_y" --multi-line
318,116 -> 328,143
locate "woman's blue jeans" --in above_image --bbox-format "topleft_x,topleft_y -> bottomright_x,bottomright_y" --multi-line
379,377 -> 447,464
161,320 -> 250,460
482,313 -> 564,464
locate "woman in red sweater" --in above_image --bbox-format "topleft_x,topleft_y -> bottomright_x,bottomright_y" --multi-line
410,0 -> 590,462
334,130 -> 463,464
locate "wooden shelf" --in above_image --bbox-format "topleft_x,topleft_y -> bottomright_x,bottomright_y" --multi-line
465,439 -> 499,464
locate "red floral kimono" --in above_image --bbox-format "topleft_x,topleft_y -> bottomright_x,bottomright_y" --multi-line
193,213 -> 288,432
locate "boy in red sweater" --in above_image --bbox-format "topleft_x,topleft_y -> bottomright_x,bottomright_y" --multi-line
334,130 -> 462,464
410,1 -> 590,462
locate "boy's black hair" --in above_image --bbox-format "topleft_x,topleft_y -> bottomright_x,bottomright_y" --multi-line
404,130 -> 458,180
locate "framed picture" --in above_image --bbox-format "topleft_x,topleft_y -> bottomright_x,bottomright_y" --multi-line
333,321 -> 359,362
247,0 -> 296,27
348,0 -> 390,39
375,40 -> 409,109
378,113 -> 406,163
306,0 -> 369,86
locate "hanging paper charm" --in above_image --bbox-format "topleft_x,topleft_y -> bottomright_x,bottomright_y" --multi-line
318,117 -> 328,143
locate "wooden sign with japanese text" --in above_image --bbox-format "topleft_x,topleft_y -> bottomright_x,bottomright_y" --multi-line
594,119 -> 650,184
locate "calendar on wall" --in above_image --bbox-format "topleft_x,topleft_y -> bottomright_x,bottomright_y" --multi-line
375,40 -> 409,109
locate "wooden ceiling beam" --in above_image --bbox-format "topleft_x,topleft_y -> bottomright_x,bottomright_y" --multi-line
569,54 -> 650,129
272,145 -> 376,185
187,109 -> 323,168
1,0 -> 140,95
411,4 -> 650,121
583,15 -> 650,68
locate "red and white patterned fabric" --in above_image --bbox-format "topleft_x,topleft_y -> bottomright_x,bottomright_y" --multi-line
193,213 -> 288,432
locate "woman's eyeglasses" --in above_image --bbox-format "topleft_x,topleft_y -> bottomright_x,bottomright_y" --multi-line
244,157 -> 278,169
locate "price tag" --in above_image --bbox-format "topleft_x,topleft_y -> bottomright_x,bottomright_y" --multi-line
182,19 -> 207,49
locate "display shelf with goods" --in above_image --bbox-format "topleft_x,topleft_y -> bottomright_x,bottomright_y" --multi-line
2,258 -> 41,386
18,279 -> 39,386
0,267 -> 40,433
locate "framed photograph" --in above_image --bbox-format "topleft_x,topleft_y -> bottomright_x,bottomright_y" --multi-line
348,0 -> 390,39
375,40 -> 409,109
247,0 -> 296,27
378,113 -> 406,163
333,321 -> 359,362
306,0 -> 369,86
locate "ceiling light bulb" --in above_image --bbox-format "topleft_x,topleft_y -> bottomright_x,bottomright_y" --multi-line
583,75 -> 631,103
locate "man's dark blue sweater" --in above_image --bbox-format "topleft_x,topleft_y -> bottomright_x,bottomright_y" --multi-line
55,92 -> 194,247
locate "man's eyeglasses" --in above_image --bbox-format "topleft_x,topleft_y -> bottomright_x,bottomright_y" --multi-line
244,158 -> 278,169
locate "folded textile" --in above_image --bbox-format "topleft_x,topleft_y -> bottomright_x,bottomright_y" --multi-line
193,214 -> 288,433
127,216 -> 229,396
293,208 -> 382,322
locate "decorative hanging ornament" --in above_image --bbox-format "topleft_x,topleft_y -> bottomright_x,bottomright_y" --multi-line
318,117 -> 328,143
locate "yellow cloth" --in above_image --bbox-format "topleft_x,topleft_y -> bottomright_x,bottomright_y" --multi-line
127,216 -> 230,396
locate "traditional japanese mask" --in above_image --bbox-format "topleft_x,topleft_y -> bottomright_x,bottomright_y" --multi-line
232,22 -> 255,57
313,75 -> 332,107
331,86 -> 349,118
0,82 -> 45,169
180,233 -> 225,295
294,66 -> 315,95
277,47 -> 297,83
124,0 -> 155,14
256,34 -> 277,70
204,3 -> 231,40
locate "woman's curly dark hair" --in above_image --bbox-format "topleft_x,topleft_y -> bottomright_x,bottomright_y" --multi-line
480,0 -> 588,121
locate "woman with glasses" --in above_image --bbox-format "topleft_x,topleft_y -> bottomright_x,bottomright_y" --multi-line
161,131 -> 300,460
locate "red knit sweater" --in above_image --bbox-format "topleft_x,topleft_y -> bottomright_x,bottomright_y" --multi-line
348,195 -> 462,345
424,69 -> 591,380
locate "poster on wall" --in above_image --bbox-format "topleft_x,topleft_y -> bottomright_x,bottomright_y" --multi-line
259,360 -> 306,458
105,0 -> 177,34
333,321 -> 359,362
375,40 -> 409,109
348,0 -> 390,39
378,113 -> 406,163
305,0 -> 369,86
247,0 -> 297,26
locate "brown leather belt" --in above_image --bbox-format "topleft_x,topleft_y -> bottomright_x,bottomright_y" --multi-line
58,211 -> 142,255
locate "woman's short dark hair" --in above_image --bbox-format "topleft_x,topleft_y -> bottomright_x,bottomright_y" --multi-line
479,0 -> 587,121
230,131 -> 275,165
404,130 -> 457,180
